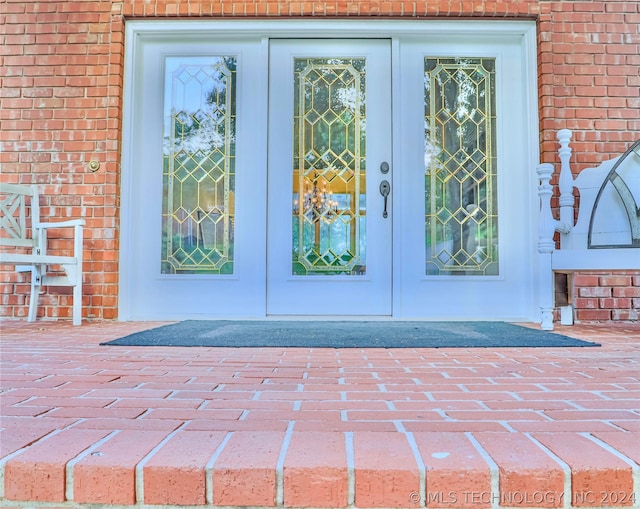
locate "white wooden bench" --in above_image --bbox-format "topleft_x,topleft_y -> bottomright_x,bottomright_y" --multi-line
538,130 -> 640,330
0,183 -> 85,325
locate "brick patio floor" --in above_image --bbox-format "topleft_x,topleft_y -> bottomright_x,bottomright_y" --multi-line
0,320 -> 638,508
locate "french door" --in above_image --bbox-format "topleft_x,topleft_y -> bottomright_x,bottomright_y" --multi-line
121,38 -> 268,319
395,37 -> 535,319
120,22 -> 538,322
266,40 -> 393,316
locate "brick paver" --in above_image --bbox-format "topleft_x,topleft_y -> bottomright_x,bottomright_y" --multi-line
0,320 -> 638,508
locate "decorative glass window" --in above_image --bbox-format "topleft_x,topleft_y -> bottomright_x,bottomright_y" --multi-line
291,58 -> 367,275
424,57 -> 499,276
161,57 -> 236,274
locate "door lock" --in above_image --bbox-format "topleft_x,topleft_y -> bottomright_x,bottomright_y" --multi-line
379,180 -> 390,218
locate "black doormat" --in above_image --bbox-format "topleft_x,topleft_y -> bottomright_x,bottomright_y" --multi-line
100,321 -> 599,348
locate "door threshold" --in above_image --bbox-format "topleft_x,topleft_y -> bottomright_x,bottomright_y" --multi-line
265,315 -> 394,321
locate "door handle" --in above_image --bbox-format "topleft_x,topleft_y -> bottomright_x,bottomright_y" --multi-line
379,180 -> 390,218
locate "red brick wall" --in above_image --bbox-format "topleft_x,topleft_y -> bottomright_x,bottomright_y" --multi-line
538,1 -> 640,165
1,0 -> 639,322
2,0 -> 121,320
573,273 -> 640,323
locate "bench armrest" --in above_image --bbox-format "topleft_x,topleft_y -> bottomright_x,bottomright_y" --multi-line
38,219 -> 86,229
35,220 -> 85,261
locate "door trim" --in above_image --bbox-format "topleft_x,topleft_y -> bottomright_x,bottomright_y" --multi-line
122,18 -> 538,38
119,19 -> 539,321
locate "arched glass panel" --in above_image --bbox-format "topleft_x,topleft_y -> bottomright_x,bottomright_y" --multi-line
589,139 -> 640,249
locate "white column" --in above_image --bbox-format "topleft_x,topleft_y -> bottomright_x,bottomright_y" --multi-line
557,129 -> 574,236
537,163 -> 557,330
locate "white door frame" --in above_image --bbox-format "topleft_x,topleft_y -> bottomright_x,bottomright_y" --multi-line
119,19 -> 539,321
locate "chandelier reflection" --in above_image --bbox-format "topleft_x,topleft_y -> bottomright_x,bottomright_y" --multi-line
293,172 -> 339,223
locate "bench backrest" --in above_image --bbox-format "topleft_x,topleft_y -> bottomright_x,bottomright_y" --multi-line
562,141 -> 640,250
0,183 -> 40,249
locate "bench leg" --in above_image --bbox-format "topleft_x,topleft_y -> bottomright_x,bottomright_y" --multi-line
539,251 -> 555,331
72,274 -> 82,326
27,265 -> 43,322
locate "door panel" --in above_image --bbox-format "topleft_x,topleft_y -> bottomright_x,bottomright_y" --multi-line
125,39 -> 267,320
394,37 -> 535,320
267,40 -> 393,315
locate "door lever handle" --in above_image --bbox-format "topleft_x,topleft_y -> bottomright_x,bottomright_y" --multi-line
379,180 -> 390,218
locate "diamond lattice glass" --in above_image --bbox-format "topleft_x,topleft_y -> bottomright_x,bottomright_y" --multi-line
161,57 -> 236,274
292,58 -> 367,276
424,57 -> 499,276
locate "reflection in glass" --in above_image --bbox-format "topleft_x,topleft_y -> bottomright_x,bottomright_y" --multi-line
161,57 -> 236,274
424,57 -> 499,276
292,58 -> 367,275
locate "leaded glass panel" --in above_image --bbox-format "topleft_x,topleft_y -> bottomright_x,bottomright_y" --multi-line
161,57 -> 236,274
424,57 -> 499,276
292,58 -> 367,275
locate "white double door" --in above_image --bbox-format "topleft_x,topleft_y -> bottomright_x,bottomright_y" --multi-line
122,29 -> 537,321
